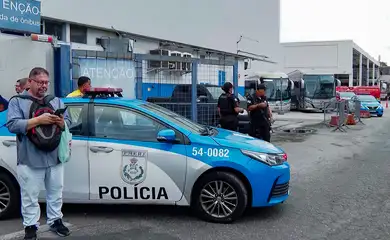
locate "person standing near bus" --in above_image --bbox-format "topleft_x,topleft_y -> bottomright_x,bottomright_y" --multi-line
217,82 -> 244,131
247,84 -> 272,142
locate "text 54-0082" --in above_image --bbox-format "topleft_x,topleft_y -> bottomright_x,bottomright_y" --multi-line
191,147 -> 229,158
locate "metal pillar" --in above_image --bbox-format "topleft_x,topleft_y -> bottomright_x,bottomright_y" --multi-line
348,74 -> 353,87
278,77 -> 284,115
359,53 -> 363,86
191,60 -> 199,122
134,54 -> 143,100
367,58 -> 370,86
233,61 -> 239,93
373,64 -> 376,85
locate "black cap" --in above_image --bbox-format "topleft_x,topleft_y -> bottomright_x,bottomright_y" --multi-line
222,82 -> 233,93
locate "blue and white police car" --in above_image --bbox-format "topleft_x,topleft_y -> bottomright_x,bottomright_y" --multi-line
0,88 -> 290,223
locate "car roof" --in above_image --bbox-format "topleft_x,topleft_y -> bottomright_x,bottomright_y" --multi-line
62,97 -> 146,107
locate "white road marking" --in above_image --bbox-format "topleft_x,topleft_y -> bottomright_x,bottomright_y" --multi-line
0,222 -> 72,240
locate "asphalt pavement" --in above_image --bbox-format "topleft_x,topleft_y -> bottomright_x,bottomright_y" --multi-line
2,110 -> 390,240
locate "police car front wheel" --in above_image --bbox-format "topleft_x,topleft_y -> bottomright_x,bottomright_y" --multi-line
0,173 -> 19,220
191,171 -> 248,223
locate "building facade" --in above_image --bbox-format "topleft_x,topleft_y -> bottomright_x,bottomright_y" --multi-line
281,40 -> 380,86
0,0 -> 283,98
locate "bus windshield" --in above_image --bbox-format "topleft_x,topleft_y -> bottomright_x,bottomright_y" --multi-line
304,75 -> 335,99
263,78 -> 291,101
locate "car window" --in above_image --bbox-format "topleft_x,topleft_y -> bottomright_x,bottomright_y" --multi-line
357,95 -> 376,102
66,105 -> 84,136
94,105 -> 174,142
340,92 -> 355,98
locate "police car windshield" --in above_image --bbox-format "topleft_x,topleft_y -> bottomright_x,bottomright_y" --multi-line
141,103 -> 205,133
206,86 -> 245,101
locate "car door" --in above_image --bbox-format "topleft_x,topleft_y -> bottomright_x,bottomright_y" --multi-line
88,103 -> 187,204
62,103 -> 90,201
0,111 -> 17,176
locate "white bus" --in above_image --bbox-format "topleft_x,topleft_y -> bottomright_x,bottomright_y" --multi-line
288,70 -> 341,111
243,72 -> 293,112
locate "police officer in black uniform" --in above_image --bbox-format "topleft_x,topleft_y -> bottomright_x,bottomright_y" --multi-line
217,82 -> 244,131
247,84 -> 272,142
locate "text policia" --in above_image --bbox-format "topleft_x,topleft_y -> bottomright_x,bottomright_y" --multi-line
99,186 -> 169,200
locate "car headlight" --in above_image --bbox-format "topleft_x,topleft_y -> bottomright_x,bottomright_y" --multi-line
241,149 -> 287,166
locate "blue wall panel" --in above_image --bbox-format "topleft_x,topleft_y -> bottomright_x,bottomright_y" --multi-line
54,45 -> 71,97
142,83 -> 176,100
218,70 -> 226,86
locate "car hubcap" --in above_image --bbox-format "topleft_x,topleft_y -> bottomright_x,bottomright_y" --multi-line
200,180 -> 238,218
0,180 -> 10,213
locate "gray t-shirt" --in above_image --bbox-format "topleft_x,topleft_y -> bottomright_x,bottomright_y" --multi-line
6,92 -> 72,169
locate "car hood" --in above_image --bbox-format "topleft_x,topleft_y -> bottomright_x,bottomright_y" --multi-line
211,128 -> 283,153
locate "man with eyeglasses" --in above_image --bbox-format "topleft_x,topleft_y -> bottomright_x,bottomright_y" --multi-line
6,67 -> 71,239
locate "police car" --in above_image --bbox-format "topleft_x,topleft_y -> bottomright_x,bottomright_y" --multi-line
0,88 -> 290,223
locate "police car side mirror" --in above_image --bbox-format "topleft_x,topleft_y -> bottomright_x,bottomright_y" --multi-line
157,129 -> 177,143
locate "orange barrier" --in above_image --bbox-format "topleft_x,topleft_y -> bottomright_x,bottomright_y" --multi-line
360,110 -> 371,118
346,114 -> 356,125
329,116 -> 339,127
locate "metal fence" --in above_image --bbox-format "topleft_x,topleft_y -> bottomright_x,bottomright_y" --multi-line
134,53 -> 238,126
321,99 -> 363,132
70,50 -> 239,126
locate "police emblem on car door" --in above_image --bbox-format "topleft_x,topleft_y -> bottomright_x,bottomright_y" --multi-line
121,149 -> 147,185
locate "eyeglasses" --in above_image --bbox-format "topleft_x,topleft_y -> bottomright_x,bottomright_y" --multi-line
30,78 -> 50,86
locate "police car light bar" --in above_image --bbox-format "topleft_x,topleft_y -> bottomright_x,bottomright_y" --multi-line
83,87 -> 124,98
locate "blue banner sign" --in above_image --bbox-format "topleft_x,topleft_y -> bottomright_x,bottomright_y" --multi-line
0,0 -> 41,33
78,58 -> 136,98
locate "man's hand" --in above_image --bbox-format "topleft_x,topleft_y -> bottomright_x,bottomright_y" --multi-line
36,113 -> 57,125
234,107 -> 245,114
54,114 -> 65,129
258,102 -> 267,108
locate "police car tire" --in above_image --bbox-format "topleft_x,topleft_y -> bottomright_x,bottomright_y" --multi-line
0,173 -> 20,220
191,171 -> 248,223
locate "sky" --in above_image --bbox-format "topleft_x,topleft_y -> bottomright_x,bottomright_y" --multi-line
281,0 -> 390,63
